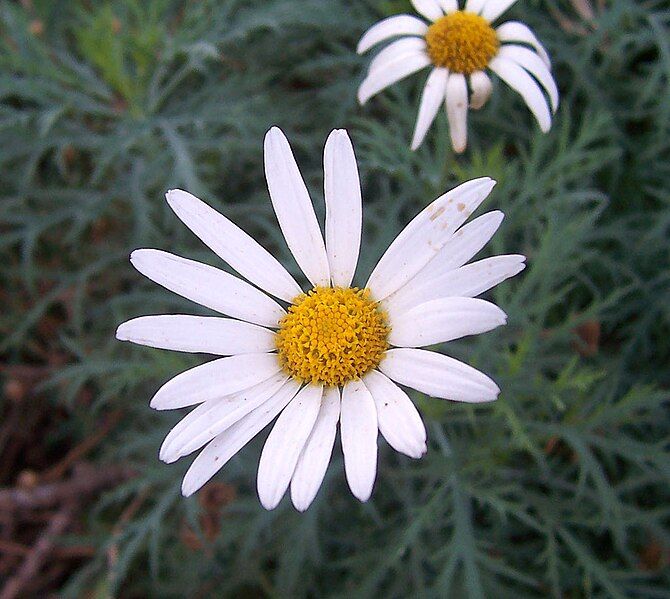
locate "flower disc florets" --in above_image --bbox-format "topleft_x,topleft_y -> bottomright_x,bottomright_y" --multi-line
425,11 -> 499,74
275,287 -> 390,387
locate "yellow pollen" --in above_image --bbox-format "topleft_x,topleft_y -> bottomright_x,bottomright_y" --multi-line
275,286 -> 390,387
425,11 -> 499,74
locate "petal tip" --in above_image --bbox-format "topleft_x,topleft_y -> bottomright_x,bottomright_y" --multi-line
265,126 -> 285,141
326,128 -> 350,145
291,495 -> 312,512
165,188 -> 190,209
354,489 -> 373,503
129,248 -> 151,266
349,477 -> 374,502
181,480 -> 197,497
149,394 -> 168,411
468,176 -> 495,189
489,383 -> 501,400
160,453 -> 179,465
115,322 -> 129,341
259,494 -> 280,511
357,80 -> 375,106
404,444 -> 427,459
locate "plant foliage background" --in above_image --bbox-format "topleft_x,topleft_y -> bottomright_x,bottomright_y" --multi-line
1,0 -> 669,596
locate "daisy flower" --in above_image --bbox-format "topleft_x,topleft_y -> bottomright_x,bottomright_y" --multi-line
116,127 -> 525,511
357,0 -> 559,152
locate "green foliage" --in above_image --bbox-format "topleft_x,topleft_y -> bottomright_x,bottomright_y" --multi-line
1,0 -> 669,597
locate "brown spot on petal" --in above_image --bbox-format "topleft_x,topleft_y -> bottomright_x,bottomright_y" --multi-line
429,206 -> 445,222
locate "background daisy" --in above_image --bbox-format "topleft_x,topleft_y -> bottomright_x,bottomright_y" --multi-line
116,128 -> 524,511
358,0 -> 559,152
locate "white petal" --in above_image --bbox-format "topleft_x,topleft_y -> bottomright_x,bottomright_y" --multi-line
469,70 -> 493,110
435,254 -> 526,297
489,56 -> 552,132
181,379 -> 301,496
130,249 -> 285,328
358,52 -> 431,105
290,387 -> 341,512
411,0 -> 444,21
380,348 -> 500,402
363,370 -> 426,459
264,127 -> 330,287
159,373 -> 288,463
165,190 -> 302,302
406,210 -> 505,287
498,45 -> 559,112
383,254 -> 526,317
366,178 -> 496,301
257,384 -> 323,510
496,21 -> 551,67
340,380 -> 378,502
369,37 -> 428,76
357,15 -> 429,54
150,352 -> 281,410
324,130 -> 362,288
438,0 -> 458,13
482,0 -> 518,23
160,402 -> 213,463
411,67 -> 449,151
465,0 -> 487,14
388,297 -> 507,347
445,72 -> 469,153
116,315 -> 275,355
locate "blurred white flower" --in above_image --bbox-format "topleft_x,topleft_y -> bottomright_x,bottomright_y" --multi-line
357,0 -> 558,152
116,127 -> 524,511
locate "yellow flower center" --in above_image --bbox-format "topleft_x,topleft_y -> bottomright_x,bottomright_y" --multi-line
425,11 -> 499,74
275,287 -> 390,387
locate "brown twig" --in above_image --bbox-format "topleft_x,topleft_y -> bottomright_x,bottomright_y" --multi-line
0,464 -> 135,512
0,538 -> 95,559
570,0 -> 595,21
0,398 -> 45,485
0,463 -> 134,596
0,364 -> 52,378
0,506 -> 73,599
107,487 -> 150,583
548,4 -> 589,36
41,410 -> 123,483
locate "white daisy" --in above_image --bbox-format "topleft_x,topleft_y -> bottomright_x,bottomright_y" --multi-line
116,127 -> 525,511
357,0 -> 559,152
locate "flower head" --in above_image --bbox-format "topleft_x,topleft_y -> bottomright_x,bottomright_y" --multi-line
275,286 -> 390,386
116,127 -> 525,511
425,11 -> 500,73
357,0 -> 558,152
